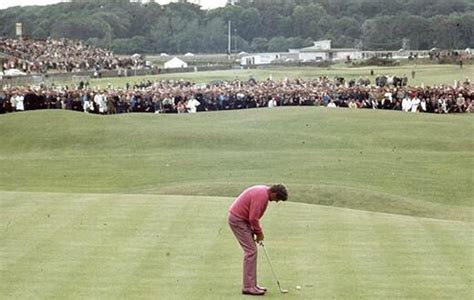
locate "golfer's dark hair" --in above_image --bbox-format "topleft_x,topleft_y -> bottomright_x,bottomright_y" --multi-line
270,184 -> 288,201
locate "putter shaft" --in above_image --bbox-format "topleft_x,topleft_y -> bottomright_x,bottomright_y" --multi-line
261,244 -> 288,293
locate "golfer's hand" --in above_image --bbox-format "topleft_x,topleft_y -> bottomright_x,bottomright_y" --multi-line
255,233 -> 264,244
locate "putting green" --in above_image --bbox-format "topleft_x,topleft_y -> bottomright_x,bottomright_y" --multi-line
1,192 -> 472,299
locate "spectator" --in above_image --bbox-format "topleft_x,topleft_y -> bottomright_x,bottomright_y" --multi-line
0,37 -> 144,74
186,97 -> 200,113
0,76 -> 471,116
455,94 -> 466,112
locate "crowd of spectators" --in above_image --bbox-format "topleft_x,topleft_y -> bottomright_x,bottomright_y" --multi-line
0,38 -> 144,74
0,76 -> 472,115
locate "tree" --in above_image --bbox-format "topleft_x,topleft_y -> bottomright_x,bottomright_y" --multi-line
236,7 -> 262,40
51,16 -> 112,40
251,37 -> 269,52
292,4 -> 325,38
361,16 -> 400,50
268,36 -> 290,52
394,14 -> 432,50
0,0 -> 472,53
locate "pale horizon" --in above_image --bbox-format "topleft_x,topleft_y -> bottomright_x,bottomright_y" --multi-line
0,0 -> 227,10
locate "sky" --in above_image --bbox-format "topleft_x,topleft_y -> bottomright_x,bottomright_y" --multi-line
0,0 -> 228,10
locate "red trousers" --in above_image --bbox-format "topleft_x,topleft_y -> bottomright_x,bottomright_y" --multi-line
228,213 -> 258,289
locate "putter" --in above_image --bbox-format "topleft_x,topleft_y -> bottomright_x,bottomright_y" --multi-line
260,242 -> 288,293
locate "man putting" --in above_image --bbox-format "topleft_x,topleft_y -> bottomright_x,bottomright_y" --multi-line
228,184 -> 288,296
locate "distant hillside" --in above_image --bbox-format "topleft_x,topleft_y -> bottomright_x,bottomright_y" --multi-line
0,0 -> 472,54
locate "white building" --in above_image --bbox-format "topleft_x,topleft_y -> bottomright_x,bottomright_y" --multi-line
240,52 -> 299,66
164,57 -> 188,69
240,40 -> 363,65
241,53 -> 280,65
292,40 -> 362,62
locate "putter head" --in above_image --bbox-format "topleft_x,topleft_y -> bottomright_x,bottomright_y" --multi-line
277,282 -> 288,293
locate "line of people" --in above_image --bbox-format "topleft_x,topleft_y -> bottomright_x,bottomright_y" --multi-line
0,76 -> 472,114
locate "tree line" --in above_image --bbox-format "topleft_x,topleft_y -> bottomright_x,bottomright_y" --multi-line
0,0 -> 472,54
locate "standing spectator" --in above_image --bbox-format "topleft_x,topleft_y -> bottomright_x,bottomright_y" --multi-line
186,97 -> 200,114
0,90 -> 6,114
107,95 -> 117,114
420,97 -> 427,112
95,91 -> 107,114
177,101 -> 187,114
411,95 -> 421,113
455,94 -> 466,112
153,93 -> 161,114
267,98 -> 277,108
14,92 -> 25,111
81,93 -> 89,113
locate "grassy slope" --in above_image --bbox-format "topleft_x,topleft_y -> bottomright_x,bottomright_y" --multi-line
90,64 -> 474,88
1,192 -> 472,299
0,108 -> 472,221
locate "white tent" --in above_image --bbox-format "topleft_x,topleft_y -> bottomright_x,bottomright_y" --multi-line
184,52 -> 195,57
164,57 -> 188,69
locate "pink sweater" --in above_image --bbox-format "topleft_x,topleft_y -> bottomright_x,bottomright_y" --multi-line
229,185 -> 270,235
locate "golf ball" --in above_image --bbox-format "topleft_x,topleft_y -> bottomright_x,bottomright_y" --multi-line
296,285 -> 301,290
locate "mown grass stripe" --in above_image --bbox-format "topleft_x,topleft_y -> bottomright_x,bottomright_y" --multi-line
47,196 -> 163,299
1,195 -> 104,298
1,192 -> 472,299
418,221 -> 474,290
118,196 -> 217,298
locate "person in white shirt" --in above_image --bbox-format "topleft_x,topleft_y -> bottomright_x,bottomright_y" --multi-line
10,93 -> 17,111
438,97 -> 448,114
267,98 -> 277,108
186,97 -> 200,113
94,92 -> 107,114
402,97 -> 412,112
327,100 -> 337,108
15,93 -> 25,111
384,91 -> 393,103
420,98 -> 427,112
411,96 -> 420,113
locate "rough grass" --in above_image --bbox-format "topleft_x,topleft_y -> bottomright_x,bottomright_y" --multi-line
0,108 -> 472,221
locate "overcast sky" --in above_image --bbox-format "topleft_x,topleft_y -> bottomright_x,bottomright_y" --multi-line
0,0 -> 227,10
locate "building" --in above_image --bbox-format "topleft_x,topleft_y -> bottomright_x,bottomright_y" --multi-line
290,40 -> 362,62
241,53 -> 279,66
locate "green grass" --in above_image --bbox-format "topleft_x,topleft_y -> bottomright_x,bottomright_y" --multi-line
90,64 -> 474,89
0,108 -> 472,221
1,192 -> 472,299
0,107 -> 473,299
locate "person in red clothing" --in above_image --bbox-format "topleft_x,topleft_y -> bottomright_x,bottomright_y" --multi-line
228,184 -> 288,296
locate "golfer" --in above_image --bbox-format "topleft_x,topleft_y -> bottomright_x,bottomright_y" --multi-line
228,184 -> 288,296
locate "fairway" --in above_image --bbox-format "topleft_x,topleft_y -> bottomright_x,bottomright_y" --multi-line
1,192 -> 472,299
90,64 -> 474,89
1,107 -> 473,299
